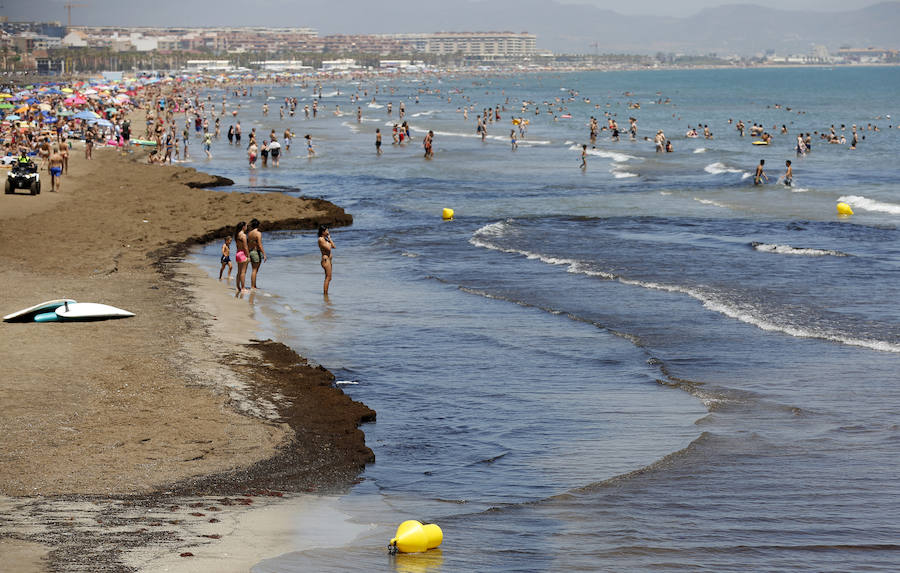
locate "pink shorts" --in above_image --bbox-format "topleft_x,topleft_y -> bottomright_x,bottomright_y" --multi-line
236,251 -> 248,263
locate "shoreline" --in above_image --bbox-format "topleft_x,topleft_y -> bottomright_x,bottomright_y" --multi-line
0,145 -> 374,570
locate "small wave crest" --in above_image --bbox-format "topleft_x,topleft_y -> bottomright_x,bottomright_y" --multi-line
751,242 -> 848,257
693,148 -> 706,154
838,195 -> 900,215
569,145 -> 636,162
611,165 -> 638,178
704,162 -> 748,178
694,197 -> 729,208
470,221 -> 898,353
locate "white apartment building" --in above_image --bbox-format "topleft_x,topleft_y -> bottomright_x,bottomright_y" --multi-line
399,32 -> 536,58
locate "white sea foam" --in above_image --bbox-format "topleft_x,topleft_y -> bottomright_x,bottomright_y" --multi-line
752,243 -> 848,257
791,187 -> 810,193
570,145 -> 636,162
411,110 -> 438,118
838,195 -> 900,215
693,148 -> 707,153
611,165 -> 638,178
704,161 -> 742,175
407,125 -> 550,144
367,103 -> 384,109
470,222 -> 899,354
694,197 -> 729,208
335,380 -> 359,385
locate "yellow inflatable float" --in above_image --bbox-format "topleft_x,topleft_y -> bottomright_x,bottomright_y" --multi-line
836,202 -> 854,216
389,520 -> 443,554
442,208 -> 454,220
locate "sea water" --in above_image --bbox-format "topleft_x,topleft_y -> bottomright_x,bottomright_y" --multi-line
187,67 -> 900,571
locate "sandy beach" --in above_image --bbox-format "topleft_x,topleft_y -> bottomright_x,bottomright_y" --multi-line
0,144 -> 374,571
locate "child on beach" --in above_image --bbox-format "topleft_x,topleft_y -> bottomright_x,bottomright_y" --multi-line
219,236 -> 232,280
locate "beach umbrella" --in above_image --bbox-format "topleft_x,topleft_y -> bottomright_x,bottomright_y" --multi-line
73,110 -> 100,120
105,107 -> 118,113
43,116 -> 57,123
0,93 -> 11,98
25,97 -> 40,104
0,102 -> 12,109
90,118 -> 113,128
56,110 -> 72,116
38,103 -> 52,111
4,114 -> 21,120
61,88 -> 74,93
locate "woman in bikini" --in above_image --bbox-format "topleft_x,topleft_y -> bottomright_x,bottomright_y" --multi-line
317,225 -> 335,296
234,221 -> 250,294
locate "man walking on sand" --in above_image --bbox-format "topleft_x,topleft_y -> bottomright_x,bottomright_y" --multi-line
48,145 -> 64,192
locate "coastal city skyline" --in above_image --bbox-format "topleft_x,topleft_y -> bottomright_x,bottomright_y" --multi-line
5,0 -> 899,55
7,0 -> 890,24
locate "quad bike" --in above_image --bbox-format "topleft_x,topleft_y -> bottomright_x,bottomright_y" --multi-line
5,160 -> 41,195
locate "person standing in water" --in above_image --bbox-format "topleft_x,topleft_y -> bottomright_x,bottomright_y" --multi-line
782,160 -> 793,187
219,236 -> 232,280
247,218 -> 267,289
318,225 -> 335,296
754,159 -> 768,185
234,221 -> 250,294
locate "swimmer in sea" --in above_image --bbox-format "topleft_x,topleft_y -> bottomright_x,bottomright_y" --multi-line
318,225 -> 336,296
783,160 -> 792,187
581,144 -> 587,170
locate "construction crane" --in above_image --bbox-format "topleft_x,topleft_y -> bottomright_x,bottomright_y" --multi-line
64,2 -> 89,29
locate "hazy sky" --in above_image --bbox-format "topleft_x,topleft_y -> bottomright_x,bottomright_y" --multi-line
6,0 -> 889,27
562,0 -> 884,17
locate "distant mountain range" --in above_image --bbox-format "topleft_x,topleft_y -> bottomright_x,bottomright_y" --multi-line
12,0 -> 900,55
312,0 -> 900,55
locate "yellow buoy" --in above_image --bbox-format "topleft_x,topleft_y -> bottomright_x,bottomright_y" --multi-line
836,202 -> 854,216
389,520 -> 443,554
442,208 -> 454,220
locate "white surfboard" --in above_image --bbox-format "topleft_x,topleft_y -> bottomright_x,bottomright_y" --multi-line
3,299 -> 76,322
55,302 -> 135,320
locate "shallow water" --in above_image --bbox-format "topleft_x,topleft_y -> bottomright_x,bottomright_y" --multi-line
187,67 -> 900,571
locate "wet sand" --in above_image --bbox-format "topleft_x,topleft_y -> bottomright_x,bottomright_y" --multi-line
0,145 -> 374,570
